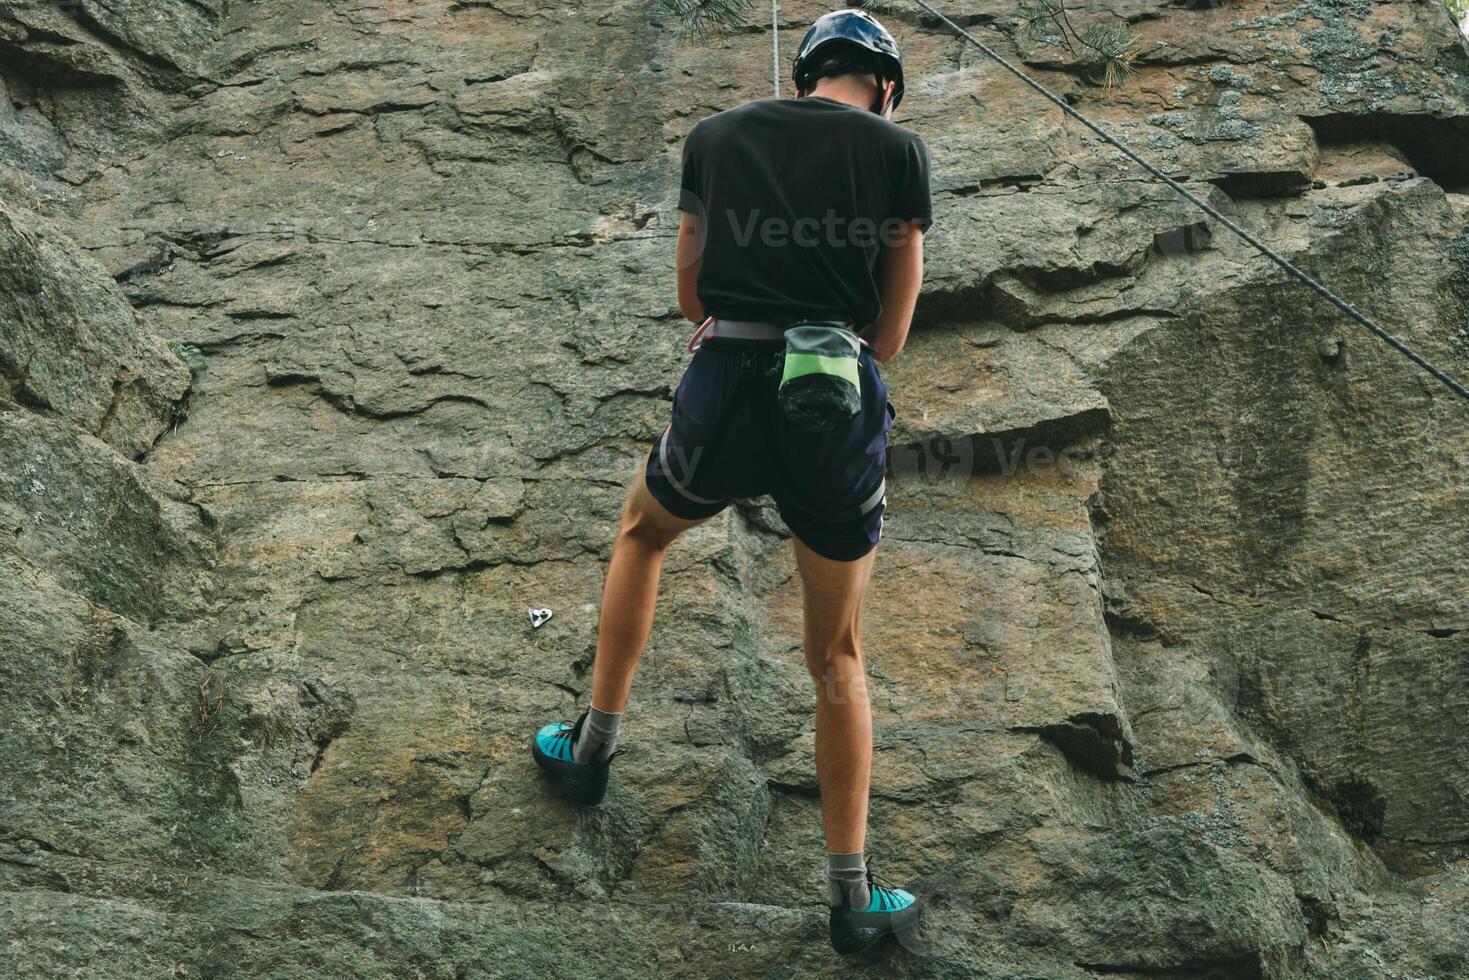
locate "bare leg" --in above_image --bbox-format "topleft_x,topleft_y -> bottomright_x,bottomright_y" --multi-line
795,537 -> 878,855
588,462 -> 711,713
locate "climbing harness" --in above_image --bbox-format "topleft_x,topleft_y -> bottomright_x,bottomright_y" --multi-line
674,319 -> 888,523
900,0 -> 1469,403
688,316 -> 788,350
690,318 -> 868,429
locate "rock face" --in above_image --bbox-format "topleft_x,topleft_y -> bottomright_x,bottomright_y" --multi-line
0,200 -> 189,458
1,0 -> 1466,977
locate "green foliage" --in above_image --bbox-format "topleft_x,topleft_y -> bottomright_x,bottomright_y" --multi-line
656,0 -> 756,40
657,0 -> 1146,89
167,340 -> 207,379
1447,0 -> 1468,23
1019,0 -> 1067,44
869,0 -> 1144,91
1017,0 -> 1140,90
1078,23 -> 1141,89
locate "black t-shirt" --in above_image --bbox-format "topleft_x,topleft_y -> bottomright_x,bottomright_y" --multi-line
678,96 -> 932,327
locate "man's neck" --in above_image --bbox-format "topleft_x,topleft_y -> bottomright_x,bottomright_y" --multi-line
805,78 -> 877,113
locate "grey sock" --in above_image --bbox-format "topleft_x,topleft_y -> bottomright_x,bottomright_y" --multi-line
572,705 -> 621,765
826,851 -> 870,910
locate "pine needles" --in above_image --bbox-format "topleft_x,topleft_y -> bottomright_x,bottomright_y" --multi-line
1076,22 -> 1141,89
656,0 -> 757,41
866,0 -> 1140,91
657,0 -> 1142,91
1017,0 -> 1140,90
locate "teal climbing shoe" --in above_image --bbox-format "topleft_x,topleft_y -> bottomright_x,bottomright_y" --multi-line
529,710 -> 614,806
829,868 -> 922,955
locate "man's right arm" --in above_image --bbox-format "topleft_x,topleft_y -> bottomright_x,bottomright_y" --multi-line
676,211 -> 704,324
860,219 -> 924,363
676,119 -> 707,325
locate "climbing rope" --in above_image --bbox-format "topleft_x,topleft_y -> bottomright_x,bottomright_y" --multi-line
904,0 -> 1469,403
772,0 -> 781,98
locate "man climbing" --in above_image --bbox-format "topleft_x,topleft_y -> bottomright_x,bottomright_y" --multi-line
530,8 -> 931,955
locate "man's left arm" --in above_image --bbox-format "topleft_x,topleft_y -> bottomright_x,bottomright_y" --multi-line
862,135 -> 932,361
860,220 -> 924,362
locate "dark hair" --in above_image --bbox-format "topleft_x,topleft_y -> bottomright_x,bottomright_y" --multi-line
797,40 -> 885,93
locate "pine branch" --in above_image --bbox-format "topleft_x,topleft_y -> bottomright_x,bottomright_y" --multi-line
826,0 -> 1146,92
657,0 -> 757,41
1013,0 -> 1141,90
1077,23 -> 1140,90
1018,0 -> 1075,54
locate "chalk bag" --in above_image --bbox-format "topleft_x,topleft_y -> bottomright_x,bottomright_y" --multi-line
777,323 -> 863,432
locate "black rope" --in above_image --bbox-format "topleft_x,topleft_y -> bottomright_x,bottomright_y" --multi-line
906,0 -> 1469,403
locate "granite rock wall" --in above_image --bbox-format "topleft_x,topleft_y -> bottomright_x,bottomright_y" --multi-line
1,0 -> 1466,976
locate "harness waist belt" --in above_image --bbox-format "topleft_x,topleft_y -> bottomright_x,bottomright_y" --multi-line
689,317 -> 871,353
708,318 -> 854,341
706,319 -> 785,341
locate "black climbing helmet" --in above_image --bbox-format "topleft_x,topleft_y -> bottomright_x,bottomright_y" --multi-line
793,8 -> 905,114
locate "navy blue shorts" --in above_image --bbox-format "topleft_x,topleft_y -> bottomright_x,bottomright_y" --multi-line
645,337 -> 894,562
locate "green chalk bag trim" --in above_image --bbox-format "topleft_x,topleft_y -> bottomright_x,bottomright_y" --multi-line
777,323 -> 863,432
780,352 -> 862,388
